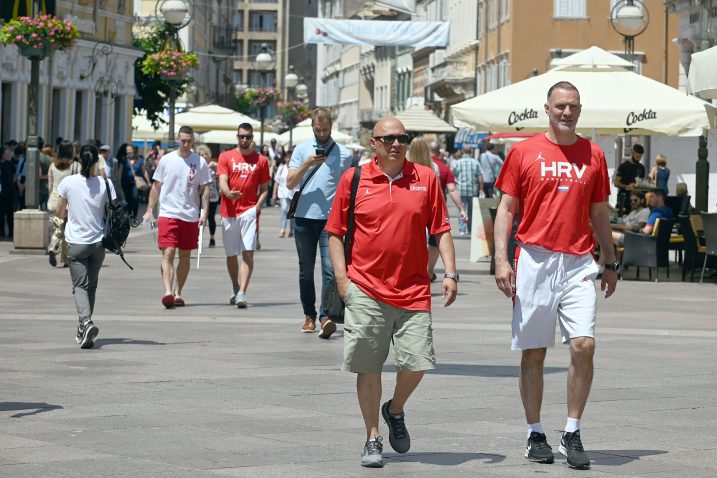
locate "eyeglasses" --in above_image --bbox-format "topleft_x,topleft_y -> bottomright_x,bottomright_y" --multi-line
237,134 -> 254,140
373,134 -> 410,145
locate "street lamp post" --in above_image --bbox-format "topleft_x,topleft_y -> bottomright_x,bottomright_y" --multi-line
160,0 -> 190,150
284,65 -> 299,148
609,0 -> 650,64
255,43 -> 274,147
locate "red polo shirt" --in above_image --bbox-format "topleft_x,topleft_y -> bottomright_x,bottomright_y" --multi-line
326,158 -> 451,311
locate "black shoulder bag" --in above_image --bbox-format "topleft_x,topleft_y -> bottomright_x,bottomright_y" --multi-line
321,165 -> 362,323
102,178 -> 136,270
287,141 -> 337,219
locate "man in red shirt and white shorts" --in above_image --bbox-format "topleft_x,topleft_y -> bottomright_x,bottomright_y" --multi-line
327,117 -> 458,468
143,126 -> 211,309
494,81 -> 618,469
217,123 -> 270,308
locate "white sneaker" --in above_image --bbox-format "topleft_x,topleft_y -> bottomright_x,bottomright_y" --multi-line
236,292 -> 247,309
229,287 -> 240,305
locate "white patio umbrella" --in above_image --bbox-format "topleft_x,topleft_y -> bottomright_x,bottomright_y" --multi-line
198,129 -> 279,145
132,111 -> 169,141
175,104 -> 260,132
277,124 -> 353,147
451,48 -> 717,137
549,46 -> 634,69
394,106 -> 457,133
688,45 -> 717,99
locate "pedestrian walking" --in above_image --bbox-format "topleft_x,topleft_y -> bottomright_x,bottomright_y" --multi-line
142,126 -> 210,309
493,81 -> 618,470
273,155 -> 298,237
216,123 -> 270,309
196,145 -> 219,248
477,143 -> 504,198
48,141 -> 81,267
55,144 -> 116,349
286,107 -> 352,338
327,117 -> 458,468
451,145 -> 481,234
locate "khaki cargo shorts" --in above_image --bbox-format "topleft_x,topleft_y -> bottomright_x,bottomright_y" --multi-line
342,283 -> 436,373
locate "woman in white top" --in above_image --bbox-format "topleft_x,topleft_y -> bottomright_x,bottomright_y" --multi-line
273,155 -> 299,237
56,144 -> 116,349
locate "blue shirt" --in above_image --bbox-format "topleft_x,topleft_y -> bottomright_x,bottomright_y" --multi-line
646,205 -> 674,226
289,138 -> 352,219
451,156 -> 480,197
477,151 -> 503,183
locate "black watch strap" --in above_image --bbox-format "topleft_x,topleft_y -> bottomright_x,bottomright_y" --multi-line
604,262 -> 620,271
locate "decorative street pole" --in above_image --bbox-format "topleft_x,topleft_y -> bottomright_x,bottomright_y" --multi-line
160,0 -> 190,150
255,43 -> 274,147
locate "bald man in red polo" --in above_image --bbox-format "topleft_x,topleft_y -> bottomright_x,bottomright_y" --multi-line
327,117 -> 458,468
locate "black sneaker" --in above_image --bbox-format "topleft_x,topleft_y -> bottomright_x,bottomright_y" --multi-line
209,238 -> 216,248
361,436 -> 384,468
560,430 -> 590,469
75,321 -> 99,349
48,252 -> 57,267
525,432 -> 554,463
381,400 -> 410,453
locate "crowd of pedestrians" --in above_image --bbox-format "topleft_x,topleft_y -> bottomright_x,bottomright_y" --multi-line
25,82 -> 639,470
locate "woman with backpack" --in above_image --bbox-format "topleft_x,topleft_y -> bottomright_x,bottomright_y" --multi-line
55,144 -> 116,349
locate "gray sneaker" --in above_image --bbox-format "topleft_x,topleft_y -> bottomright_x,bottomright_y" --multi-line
525,432 -> 554,463
75,321 -> 99,349
381,400 -> 410,453
361,436 -> 384,468
236,292 -> 247,309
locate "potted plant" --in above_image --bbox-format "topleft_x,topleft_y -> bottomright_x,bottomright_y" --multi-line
0,14 -> 80,59
141,49 -> 200,80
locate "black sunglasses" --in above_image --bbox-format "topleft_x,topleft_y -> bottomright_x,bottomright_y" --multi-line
237,134 -> 254,140
373,134 -> 410,145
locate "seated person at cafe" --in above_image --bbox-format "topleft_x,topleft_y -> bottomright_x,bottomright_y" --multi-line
611,191 -> 650,245
614,144 -> 646,214
642,189 -> 674,235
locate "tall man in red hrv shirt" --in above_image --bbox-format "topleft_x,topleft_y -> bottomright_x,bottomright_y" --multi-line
327,117 -> 458,468
217,123 -> 270,308
494,81 -> 618,470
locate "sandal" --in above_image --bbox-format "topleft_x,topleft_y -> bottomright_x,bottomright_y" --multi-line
161,294 -> 175,309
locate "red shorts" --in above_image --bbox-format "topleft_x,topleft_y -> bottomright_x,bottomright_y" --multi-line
157,217 -> 199,250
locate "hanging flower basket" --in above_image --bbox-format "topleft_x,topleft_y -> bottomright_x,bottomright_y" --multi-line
277,100 -> 311,126
0,15 -> 80,59
238,87 -> 281,109
142,49 -> 199,79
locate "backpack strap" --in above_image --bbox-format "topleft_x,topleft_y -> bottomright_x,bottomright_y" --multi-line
344,165 -> 362,262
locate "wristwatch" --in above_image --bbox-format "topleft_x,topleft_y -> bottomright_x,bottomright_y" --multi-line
444,273 -> 460,282
603,262 -> 620,271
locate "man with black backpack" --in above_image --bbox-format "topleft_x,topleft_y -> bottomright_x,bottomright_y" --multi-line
326,117 -> 458,468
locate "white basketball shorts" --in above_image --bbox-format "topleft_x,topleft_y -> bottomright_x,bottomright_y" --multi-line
221,206 -> 258,256
511,243 -> 600,351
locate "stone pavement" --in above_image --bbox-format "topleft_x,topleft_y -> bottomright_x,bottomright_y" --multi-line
0,206 -> 716,477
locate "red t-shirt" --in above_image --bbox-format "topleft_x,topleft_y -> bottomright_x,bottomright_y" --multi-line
326,158 -> 451,311
495,134 -> 609,255
216,149 -> 270,217
432,156 -> 455,194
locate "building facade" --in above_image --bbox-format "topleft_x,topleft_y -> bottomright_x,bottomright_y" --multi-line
1,0 -> 142,147
665,0 -> 716,91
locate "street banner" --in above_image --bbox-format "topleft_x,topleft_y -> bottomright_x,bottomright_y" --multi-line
1,0 -> 55,20
304,18 -> 449,48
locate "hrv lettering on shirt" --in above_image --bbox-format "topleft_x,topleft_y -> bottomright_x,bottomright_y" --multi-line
232,162 -> 257,173
540,160 -> 587,180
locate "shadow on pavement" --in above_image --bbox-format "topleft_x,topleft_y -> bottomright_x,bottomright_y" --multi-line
422,364 -> 567,377
590,449 -> 668,465
0,402 -> 63,418
93,338 -> 166,349
388,451 -> 506,465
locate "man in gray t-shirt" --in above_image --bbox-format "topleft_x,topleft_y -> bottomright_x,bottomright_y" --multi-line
287,108 -> 352,338
477,143 -> 504,198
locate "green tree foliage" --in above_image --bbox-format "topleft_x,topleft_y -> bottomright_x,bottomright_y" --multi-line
133,23 -> 193,128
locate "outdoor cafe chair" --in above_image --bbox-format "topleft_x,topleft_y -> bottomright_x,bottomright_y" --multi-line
620,217 -> 675,282
678,215 -> 713,282
699,212 -> 717,284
